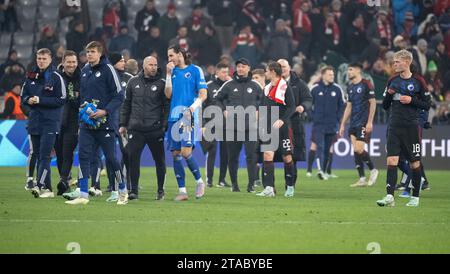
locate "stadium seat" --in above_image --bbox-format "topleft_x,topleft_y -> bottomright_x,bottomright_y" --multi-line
13,33 -> 34,46
17,0 -> 38,7
40,0 -> 59,8
0,47 -> 10,60
17,7 -> 38,21
0,33 -> 12,47
40,8 -> 59,21
15,45 -> 33,60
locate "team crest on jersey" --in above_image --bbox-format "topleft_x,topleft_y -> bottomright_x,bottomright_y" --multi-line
247,88 -> 253,93
95,71 -> 101,78
121,81 -> 127,87
151,85 -> 157,91
184,72 -> 191,79
233,88 -> 238,92
331,91 -> 336,97
319,92 -> 324,96
407,84 -> 415,91
82,73 -> 87,77
357,87 -> 362,93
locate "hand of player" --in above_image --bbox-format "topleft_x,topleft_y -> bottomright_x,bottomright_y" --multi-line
183,108 -> 193,119
28,97 -> 36,105
90,109 -> 107,119
338,126 -> 345,138
119,127 -> 127,135
223,110 -> 228,118
273,119 -> 284,129
365,122 -> 373,133
400,95 -> 412,104
166,62 -> 175,75
296,105 -> 304,114
387,88 -> 395,95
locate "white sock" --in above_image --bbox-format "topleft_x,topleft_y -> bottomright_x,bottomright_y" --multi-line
196,178 -> 204,184
179,187 -> 187,194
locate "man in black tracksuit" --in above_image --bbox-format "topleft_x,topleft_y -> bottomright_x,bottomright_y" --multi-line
216,58 -> 262,193
278,59 -> 312,187
120,56 -> 169,200
54,50 -> 81,195
201,62 -> 230,188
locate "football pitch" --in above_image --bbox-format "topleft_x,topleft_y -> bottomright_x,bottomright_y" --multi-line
0,167 -> 449,254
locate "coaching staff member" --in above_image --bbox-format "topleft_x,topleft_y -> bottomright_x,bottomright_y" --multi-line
120,56 -> 169,201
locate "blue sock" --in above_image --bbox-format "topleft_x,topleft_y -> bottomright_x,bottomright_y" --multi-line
186,154 -> 201,181
79,178 -> 89,196
174,155 -> 186,188
115,170 -> 127,192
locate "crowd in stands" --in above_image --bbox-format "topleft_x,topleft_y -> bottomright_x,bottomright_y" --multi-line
1,0 -> 450,124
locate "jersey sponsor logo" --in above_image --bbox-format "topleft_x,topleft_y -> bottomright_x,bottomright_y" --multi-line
184,72 -> 191,79
247,88 -> 253,94
233,88 -> 239,92
121,81 -> 127,87
105,133 -> 111,138
331,91 -> 336,97
31,82 -> 35,85
135,85 -> 140,89
82,73 -> 86,77
151,85 -> 157,91
95,71 -> 101,78
319,92 -> 324,96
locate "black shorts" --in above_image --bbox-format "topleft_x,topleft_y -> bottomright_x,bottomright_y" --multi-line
386,126 -> 422,162
261,124 -> 293,156
349,126 -> 371,143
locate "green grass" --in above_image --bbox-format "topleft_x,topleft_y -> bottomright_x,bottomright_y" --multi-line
0,167 -> 450,254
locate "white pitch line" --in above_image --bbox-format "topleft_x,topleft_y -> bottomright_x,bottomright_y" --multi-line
0,219 -> 447,226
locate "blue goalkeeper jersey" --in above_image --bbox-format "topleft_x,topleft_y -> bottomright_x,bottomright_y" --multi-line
168,64 -> 207,122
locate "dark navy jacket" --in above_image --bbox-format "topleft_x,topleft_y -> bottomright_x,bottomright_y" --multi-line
79,56 -> 124,130
311,80 -> 346,133
21,66 -> 66,134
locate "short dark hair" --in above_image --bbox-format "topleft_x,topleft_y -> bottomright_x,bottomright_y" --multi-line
348,62 -> 363,70
36,48 -> 52,57
63,50 -> 77,61
216,62 -> 229,70
168,44 -> 192,65
267,61 -> 282,77
86,41 -> 104,55
252,69 -> 265,76
321,65 -> 334,75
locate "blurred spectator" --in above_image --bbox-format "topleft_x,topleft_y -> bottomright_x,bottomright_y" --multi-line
344,13 -> 368,62
320,12 -> 341,55
135,0 -> 160,41
425,60 -> 443,100
204,64 -> 216,82
0,62 -> 25,96
237,0 -> 266,39
137,26 -> 165,61
366,9 -> 393,48
207,0 -> 238,52
265,19 -> 293,62
36,25 -> 60,56
104,0 -> 127,24
121,49 -> 131,62
103,0 -> 121,38
66,20 -> 88,54
196,24 -> 222,67
400,11 -> 418,42
230,25 -> 262,68
185,4 -> 212,58
438,7 -> 450,34
431,41 -> 450,75
59,0 -> 91,33
293,1 -> 312,55
0,84 -> 25,119
54,45 -> 66,67
125,59 -> 139,76
418,14 -> 442,42
360,38 -> 390,71
158,3 -> 180,48
78,51 -> 88,67
109,24 -> 136,56
0,0 -> 20,32
0,50 -> 25,80
169,25 -> 193,52
392,34 -> 409,51
412,39 -> 429,75
392,0 -> 419,34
